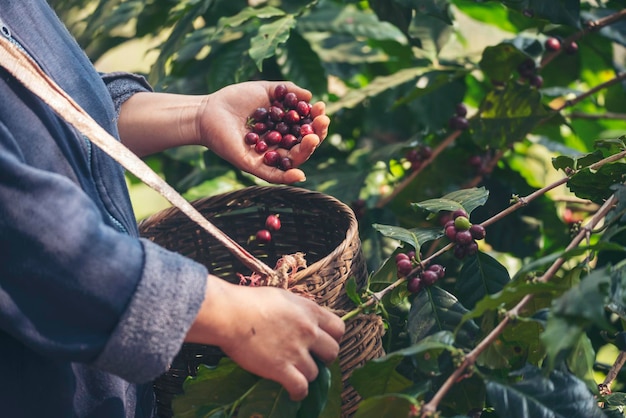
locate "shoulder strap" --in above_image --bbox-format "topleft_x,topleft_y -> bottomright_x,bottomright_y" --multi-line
0,35 -> 273,278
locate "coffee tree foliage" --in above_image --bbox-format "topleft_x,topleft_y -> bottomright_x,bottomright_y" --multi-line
53,0 -> 626,416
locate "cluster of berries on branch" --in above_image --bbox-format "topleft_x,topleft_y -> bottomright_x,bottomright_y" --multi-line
444,209 -> 486,260
404,145 -> 433,172
245,84 -> 314,171
395,252 -> 446,294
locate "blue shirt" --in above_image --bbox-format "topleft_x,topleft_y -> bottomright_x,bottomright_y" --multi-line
0,1 -> 208,416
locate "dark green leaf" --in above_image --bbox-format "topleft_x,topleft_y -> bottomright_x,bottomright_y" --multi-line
479,43 -> 530,84
319,360 -> 343,418
297,358 -> 331,418
486,366 -> 606,418
206,35 -> 256,91
403,0 -> 453,24
353,394 -> 415,418
456,252 -> 511,310
350,356 -> 413,399
172,359 -> 259,417
567,163 -> 626,203
237,379 -> 300,418
567,334 -> 597,392
408,286 -> 479,349
345,276 -> 363,305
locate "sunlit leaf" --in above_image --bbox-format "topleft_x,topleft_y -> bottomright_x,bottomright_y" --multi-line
413,187 -> 489,215
249,15 -> 296,71
372,224 -> 442,257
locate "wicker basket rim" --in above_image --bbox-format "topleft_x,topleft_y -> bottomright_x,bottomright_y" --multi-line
138,185 -> 361,281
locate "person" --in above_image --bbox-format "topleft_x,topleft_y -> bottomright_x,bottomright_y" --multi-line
0,1 -> 344,417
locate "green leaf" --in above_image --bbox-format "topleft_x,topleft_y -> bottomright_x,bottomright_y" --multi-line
486,366 -> 606,418
353,394 -> 415,418
567,334 -> 597,392
345,276 -> 363,305
172,359 -> 259,417
479,43 -> 530,83
413,187 -> 489,216
318,360 -> 343,418
206,35 -> 256,91
249,15 -> 296,71
552,150 -> 604,172
349,356 -> 413,399
297,358 -> 331,418
567,163 -> 626,203
278,30 -> 327,97
471,82 -> 553,149
371,224 -> 442,258
408,287 -> 479,350
404,0 -> 453,24
464,281 -> 563,323
237,379 -> 300,418
456,252 -> 511,310
452,0 -> 520,33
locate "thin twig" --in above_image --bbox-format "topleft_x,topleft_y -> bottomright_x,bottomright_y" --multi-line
555,72 -> 626,112
599,351 -> 626,397
540,9 -> 626,69
569,111 -> 626,121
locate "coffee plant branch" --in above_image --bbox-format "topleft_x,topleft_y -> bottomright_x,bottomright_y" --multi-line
419,187 -> 620,418
541,8 -> 626,69
600,351 -> 626,397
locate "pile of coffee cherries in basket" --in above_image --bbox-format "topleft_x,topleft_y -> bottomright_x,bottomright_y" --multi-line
244,84 -> 314,171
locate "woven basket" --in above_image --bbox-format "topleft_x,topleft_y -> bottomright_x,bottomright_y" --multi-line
138,185 -> 385,417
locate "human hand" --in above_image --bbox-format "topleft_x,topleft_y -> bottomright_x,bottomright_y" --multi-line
197,81 -> 330,184
185,276 -> 345,401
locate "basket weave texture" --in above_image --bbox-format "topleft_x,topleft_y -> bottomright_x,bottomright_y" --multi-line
138,185 -> 385,417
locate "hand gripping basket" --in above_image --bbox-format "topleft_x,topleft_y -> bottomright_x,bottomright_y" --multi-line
138,185 -> 385,418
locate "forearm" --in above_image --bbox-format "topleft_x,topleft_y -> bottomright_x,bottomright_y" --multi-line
117,91 -> 206,157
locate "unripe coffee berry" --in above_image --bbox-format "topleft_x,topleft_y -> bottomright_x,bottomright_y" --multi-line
454,216 -> 471,231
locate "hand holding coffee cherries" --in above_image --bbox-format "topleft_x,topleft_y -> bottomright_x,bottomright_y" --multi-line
197,81 -> 330,184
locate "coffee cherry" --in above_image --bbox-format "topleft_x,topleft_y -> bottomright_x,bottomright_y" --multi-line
268,106 -> 284,122
407,277 -> 422,294
453,244 -> 468,260
545,37 -> 561,52
300,124 -> 315,137
256,229 -> 272,243
255,140 -> 269,154
428,264 -> 446,279
419,145 -> 433,160
283,92 -> 298,109
244,132 -> 259,145
397,258 -> 413,276
455,103 -> 468,117
452,209 -> 468,219
445,224 -> 457,241
280,134 -> 299,150
466,241 -> 479,256
273,84 -> 288,101
454,216 -> 471,231
529,75 -> 543,88
405,149 -> 420,162
252,107 -> 268,122
517,58 -> 536,78
263,150 -> 281,166
469,224 -> 486,240
396,253 -> 410,263
284,109 -> 301,125
279,157 -> 293,171
296,101 -> 311,117
456,230 -> 474,245
275,122 -> 290,135
253,122 -> 269,135
265,214 -> 281,231
421,270 -> 439,286
449,115 -> 469,131
265,130 -> 283,146
565,41 -> 578,54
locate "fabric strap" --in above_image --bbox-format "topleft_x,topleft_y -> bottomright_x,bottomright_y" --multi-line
0,35 -> 275,279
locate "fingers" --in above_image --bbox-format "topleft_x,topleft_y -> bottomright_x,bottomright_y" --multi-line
282,365 -> 312,401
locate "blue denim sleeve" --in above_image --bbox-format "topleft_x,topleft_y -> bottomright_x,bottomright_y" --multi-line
0,122 -> 208,383
100,71 -> 153,120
